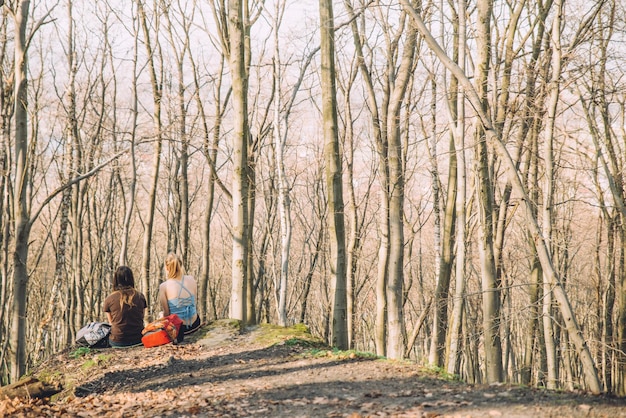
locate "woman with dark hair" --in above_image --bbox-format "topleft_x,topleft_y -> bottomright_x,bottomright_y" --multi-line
103,266 -> 147,347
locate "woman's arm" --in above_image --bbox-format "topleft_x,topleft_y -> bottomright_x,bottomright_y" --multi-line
158,284 -> 170,315
106,312 -> 113,324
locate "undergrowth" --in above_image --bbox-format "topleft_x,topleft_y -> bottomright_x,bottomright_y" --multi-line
420,364 -> 461,381
254,323 -> 324,347
303,347 -> 382,360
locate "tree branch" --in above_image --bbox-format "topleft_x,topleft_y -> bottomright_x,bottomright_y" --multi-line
29,151 -> 126,227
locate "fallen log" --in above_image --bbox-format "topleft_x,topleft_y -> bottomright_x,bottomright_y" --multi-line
0,376 -> 62,399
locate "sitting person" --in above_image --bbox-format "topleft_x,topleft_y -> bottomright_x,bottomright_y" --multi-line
103,266 -> 147,347
158,252 -> 201,342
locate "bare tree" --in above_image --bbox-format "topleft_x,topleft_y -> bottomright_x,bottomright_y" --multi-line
228,0 -> 249,321
8,0 -> 32,382
136,0 -> 164,312
343,0 -> 418,358
162,1 -> 191,264
319,0 -> 348,349
446,0 -> 467,376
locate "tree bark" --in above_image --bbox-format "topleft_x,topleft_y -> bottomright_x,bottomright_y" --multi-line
136,0 -> 163,312
228,0 -> 249,322
473,0 -> 503,383
385,15 -> 417,360
319,0 -> 348,349
0,376 -> 61,400
9,0 -> 31,383
446,0 -> 467,376
540,0 -> 564,390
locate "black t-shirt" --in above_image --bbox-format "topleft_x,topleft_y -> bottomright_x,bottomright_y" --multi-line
103,290 -> 147,344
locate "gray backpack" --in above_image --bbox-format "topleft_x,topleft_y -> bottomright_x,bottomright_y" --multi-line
76,322 -> 111,348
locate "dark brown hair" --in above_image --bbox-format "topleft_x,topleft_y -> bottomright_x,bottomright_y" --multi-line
113,265 -> 137,308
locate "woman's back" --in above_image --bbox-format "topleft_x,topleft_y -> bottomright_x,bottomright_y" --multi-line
159,253 -> 201,339
160,276 -> 197,325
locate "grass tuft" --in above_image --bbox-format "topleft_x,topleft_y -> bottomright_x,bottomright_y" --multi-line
253,323 -> 324,347
302,347 -> 382,360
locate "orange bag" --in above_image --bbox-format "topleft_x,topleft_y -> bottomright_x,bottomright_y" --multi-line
141,314 -> 183,348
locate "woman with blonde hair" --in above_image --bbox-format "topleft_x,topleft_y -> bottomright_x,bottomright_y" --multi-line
158,253 -> 201,342
103,266 -> 147,347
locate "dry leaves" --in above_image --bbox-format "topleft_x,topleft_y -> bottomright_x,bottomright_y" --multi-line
3,324 -> 626,417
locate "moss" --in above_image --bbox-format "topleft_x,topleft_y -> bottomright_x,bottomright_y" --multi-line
81,353 -> 112,370
70,347 -> 91,359
419,364 -> 461,381
208,318 -> 243,331
253,323 -> 324,347
34,369 -> 64,386
302,347 -> 382,360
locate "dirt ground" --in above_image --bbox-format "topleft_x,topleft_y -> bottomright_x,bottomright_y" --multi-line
3,320 -> 626,417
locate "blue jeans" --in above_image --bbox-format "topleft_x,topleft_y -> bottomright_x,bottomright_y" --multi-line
177,316 -> 201,343
109,339 -> 142,348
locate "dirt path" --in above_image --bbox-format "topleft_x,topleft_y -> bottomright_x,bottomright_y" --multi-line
3,320 -> 626,417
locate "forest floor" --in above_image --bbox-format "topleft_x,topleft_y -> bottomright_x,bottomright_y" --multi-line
2,319 -> 626,417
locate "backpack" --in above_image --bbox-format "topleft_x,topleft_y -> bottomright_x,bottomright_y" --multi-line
76,322 -> 111,348
141,314 -> 183,348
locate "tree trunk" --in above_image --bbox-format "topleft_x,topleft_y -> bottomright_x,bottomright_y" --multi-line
9,0 -> 31,383
34,0 -> 76,360
163,7 -> 190,264
319,0 -> 347,349
473,0 -> 503,383
343,0 -> 388,356
0,376 -> 61,400
119,18 -> 139,267
385,19 -> 417,360
136,0 -> 163,312
228,0 -> 249,322
446,0 -> 467,377
429,4 -> 458,367
540,0 -> 565,390
272,5 -> 291,326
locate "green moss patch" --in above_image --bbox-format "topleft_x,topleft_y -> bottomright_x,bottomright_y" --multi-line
253,323 -> 324,347
81,353 -> 112,370
303,347 -> 382,360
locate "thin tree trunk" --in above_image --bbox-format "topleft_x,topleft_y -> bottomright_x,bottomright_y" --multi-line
119,14 -> 138,267
343,0 -> 388,356
195,51 -> 228,320
136,0 -> 163,312
540,0 -> 566,390
34,0 -> 75,360
386,19 -> 417,360
9,0 -> 31,383
272,3 -> 291,326
342,63 -> 360,348
447,0 -> 467,376
319,0 -> 347,349
163,7 -> 190,263
518,0 -> 551,386
0,10 -> 10,380
473,0 -> 503,383
430,2 -> 458,367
